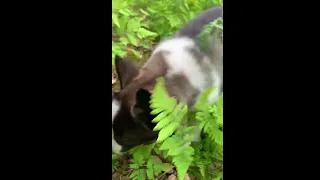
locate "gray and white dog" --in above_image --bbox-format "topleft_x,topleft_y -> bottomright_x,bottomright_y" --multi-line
112,6 -> 223,154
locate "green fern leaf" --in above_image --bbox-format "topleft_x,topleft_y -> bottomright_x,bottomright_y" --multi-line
132,155 -> 145,167
149,100 -> 176,111
214,94 -> 223,126
155,103 -> 188,141
112,13 -> 120,27
130,143 -> 154,166
151,156 -> 172,175
150,107 -> 167,116
151,110 -> 170,123
159,136 -> 181,150
157,122 -> 180,142
153,115 -> 173,131
150,78 -> 176,105
175,103 -> 188,123
167,145 -> 184,156
150,78 -> 178,127
213,144 -> 223,160
130,163 -> 140,169
130,169 -> 147,180
146,158 -> 154,180
194,87 -> 215,110
213,172 -> 223,180
150,157 -> 163,176
150,78 -> 189,142
212,129 -> 223,145
137,28 -> 158,38
197,162 -> 207,178
194,88 -> 223,144
172,147 -> 194,180
177,126 -> 197,135
112,153 -> 119,172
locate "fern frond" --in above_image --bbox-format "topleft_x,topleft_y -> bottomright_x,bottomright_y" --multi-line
158,131 -> 195,180
151,156 -> 172,176
194,87 -> 215,110
146,158 -> 154,179
129,169 -> 147,180
149,80 -> 223,180
129,143 -> 154,167
112,153 -> 119,173
173,147 -> 194,180
190,136 -> 223,180
150,78 -> 188,142
193,87 -> 223,145
145,155 -> 172,180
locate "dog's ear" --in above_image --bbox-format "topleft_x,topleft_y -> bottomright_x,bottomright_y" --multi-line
131,89 -> 155,131
115,55 -> 139,89
132,89 -> 152,117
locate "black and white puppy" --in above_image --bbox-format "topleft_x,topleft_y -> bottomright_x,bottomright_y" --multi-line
112,6 -> 223,154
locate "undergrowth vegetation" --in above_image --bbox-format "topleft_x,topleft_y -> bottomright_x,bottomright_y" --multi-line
112,0 -> 223,179
112,0 -> 222,64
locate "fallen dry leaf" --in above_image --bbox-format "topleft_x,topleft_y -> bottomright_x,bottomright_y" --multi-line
167,173 -> 191,180
168,174 -> 177,180
151,155 -> 174,173
184,173 -> 191,180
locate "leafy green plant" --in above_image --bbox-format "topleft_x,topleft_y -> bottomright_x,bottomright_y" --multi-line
128,143 -> 173,180
112,153 -> 120,173
112,0 -> 159,64
125,77 -> 223,180
112,0 -> 222,64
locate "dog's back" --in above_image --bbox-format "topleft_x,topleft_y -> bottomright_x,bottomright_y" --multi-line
141,6 -> 223,106
176,6 -> 223,39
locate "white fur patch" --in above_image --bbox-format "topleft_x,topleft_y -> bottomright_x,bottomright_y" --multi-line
112,99 -> 120,123
112,99 -> 123,154
208,66 -> 222,104
112,129 -> 123,154
154,37 -> 207,91
153,37 -> 222,105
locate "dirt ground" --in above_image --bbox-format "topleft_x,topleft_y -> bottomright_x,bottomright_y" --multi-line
111,155 -> 189,180
112,155 -> 132,180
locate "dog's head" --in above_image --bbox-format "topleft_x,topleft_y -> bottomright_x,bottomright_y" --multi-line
112,56 -> 159,154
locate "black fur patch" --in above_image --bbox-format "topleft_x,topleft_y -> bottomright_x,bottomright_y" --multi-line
112,90 -> 158,152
